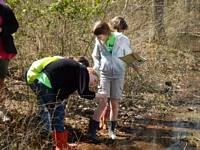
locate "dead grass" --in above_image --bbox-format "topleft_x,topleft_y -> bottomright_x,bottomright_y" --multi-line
0,0 -> 199,149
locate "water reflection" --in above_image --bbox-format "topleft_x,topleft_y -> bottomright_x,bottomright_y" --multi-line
118,114 -> 199,150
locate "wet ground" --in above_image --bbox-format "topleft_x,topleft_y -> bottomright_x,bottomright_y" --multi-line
1,42 -> 200,149
1,71 -> 200,150
66,105 -> 200,150
65,71 -> 200,150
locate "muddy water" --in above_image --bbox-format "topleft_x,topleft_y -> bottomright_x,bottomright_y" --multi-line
131,109 -> 200,150
75,108 -> 200,150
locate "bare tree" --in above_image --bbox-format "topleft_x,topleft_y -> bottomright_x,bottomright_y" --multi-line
185,0 -> 192,12
152,0 -> 167,44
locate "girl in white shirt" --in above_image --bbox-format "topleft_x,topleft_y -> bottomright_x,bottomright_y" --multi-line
88,18 -> 133,143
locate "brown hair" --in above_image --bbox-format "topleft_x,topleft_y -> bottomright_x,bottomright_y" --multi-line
66,56 -> 90,67
76,56 -> 90,67
110,16 -> 128,32
92,20 -> 111,36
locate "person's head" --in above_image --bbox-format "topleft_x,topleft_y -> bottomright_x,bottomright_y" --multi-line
92,20 -> 111,42
76,56 -> 90,67
66,56 -> 90,67
110,16 -> 128,32
87,67 -> 98,87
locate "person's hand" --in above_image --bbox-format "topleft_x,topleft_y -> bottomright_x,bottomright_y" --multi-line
129,65 -> 143,72
88,67 -> 99,87
0,27 -> 2,33
89,73 -> 98,87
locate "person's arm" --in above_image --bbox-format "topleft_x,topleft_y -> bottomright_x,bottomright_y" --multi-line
122,37 -> 144,79
78,67 -> 95,100
92,39 -> 101,76
122,37 -> 133,56
1,5 -> 19,35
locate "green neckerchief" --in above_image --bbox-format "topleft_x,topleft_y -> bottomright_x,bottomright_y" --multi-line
105,33 -> 116,53
37,72 -> 52,88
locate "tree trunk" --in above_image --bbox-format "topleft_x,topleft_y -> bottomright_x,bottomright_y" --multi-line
185,0 -> 191,12
153,0 -> 167,44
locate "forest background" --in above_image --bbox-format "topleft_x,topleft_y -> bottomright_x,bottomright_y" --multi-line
1,0 -> 200,149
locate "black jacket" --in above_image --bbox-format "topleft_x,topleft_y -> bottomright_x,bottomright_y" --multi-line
0,4 -> 19,54
43,59 -> 96,100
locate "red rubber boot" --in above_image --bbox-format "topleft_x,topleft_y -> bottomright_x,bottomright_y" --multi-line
53,130 -> 77,150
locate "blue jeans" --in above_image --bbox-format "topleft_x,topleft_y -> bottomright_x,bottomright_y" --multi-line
29,81 -> 65,132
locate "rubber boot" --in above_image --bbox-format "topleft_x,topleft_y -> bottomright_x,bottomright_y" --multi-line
53,130 -> 77,150
107,121 -> 117,140
88,119 -> 101,144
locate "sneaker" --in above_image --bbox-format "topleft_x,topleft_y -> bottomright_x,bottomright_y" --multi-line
2,115 -> 10,122
108,131 -> 116,140
107,121 -> 117,140
0,109 -> 10,123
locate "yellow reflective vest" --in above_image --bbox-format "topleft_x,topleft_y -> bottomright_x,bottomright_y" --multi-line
26,56 -> 64,86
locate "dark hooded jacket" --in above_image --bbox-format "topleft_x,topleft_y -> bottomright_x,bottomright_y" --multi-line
0,4 -> 19,54
43,59 -> 96,100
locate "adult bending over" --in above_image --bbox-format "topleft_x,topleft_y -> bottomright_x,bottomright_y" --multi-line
25,56 -> 101,150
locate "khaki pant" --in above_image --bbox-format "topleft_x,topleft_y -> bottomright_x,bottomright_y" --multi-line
98,77 -> 124,100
